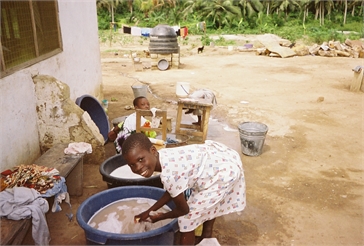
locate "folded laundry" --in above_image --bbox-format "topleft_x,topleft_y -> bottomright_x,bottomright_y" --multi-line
64,142 -> 92,155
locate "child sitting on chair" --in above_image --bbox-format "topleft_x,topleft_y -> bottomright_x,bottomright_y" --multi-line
122,133 -> 246,245
108,96 -> 156,154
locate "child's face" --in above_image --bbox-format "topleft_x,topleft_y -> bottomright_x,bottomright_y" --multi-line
135,98 -> 150,110
123,145 -> 158,178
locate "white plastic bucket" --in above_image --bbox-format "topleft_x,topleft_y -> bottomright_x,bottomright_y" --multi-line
176,82 -> 190,97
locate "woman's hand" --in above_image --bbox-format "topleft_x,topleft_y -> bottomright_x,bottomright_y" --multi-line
134,210 -> 151,223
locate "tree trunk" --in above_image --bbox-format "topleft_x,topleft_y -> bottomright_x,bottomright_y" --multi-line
315,8 -> 318,20
344,0 -> 347,25
111,4 -> 114,23
321,2 -> 324,26
303,7 -> 306,25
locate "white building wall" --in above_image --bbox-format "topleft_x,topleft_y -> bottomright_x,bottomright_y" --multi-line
0,1 -> 102,170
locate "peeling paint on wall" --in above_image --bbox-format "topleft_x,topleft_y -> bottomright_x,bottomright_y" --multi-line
33,75 -> 105,164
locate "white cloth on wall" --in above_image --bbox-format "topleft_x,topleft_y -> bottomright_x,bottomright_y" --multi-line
131,26 -> 142,36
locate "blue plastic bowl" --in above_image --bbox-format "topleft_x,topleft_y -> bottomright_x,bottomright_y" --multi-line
76,186 -> 178,245
76,94 -> 109,144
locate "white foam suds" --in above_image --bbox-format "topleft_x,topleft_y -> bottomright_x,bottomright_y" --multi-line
88,198 -> 172,234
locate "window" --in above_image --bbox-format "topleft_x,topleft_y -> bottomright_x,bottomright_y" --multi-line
1,0 -> 62,78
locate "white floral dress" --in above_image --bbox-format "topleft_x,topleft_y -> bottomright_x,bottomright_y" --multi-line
159,140 -> 246,232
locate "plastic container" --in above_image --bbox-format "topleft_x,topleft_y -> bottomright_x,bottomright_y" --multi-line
157,59 -> 169,71
176,82 -> 190,97
76,186 -> 178,245
99,154 -> 163,189
131,84 -> 148,98
75,95 -> 110,144
238,122 -> 268,156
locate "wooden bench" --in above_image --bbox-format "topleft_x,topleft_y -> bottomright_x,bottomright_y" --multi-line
0,143 -> 84,245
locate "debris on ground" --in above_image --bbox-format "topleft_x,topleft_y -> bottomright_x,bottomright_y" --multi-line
254,38 -> 364,58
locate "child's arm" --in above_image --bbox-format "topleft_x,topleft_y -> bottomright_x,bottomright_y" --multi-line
135,191 -> 189,223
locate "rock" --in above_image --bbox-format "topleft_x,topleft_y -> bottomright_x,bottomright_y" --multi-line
317,97 -> 324,102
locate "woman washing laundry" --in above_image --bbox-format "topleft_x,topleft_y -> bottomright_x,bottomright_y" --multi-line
121,133 -> 246,245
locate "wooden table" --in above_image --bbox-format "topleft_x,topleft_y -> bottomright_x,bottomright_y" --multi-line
175,99 -> 213,142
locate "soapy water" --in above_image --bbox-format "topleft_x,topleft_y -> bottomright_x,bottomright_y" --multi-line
88,198 -> 172,234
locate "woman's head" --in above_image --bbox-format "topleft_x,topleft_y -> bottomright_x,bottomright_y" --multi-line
122,133 -> 160,177
133,96 -> 150,110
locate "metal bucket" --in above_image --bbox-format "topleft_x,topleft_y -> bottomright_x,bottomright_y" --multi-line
131,84 -> 148,98
238,122 -> 268,156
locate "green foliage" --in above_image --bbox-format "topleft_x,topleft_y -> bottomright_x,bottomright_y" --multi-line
200,34 -> 212,46
182,36 -> 189,46
97,9 -> 111,30
98,30 -> 135,46
97,0 -> 364,43
214,36 -> 236,46
138,36 -> 148,45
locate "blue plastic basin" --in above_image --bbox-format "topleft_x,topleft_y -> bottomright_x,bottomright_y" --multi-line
76,94 -> 109,144
76,186 -> 178,245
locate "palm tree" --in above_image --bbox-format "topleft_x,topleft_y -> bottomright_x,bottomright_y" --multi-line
182,0 -> 205,21
348,0 -> 364,16
235,0 -> 263,18
133,0 -> 154,18
271,0 -> 300,19
262,0 -> 274,16
343,0 -> 348,24
126,0 -> 134,14
97,0 -> 123,23
299,0 -> 311,25
199,0 -> 242,29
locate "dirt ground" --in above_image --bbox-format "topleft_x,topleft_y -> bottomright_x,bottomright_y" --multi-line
24,34 -> 363,245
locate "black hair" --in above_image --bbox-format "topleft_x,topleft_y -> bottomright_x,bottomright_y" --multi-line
121,133 -> 153,156
133,96 -> 147,107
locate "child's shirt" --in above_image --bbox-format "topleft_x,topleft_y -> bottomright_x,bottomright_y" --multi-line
158,140 -> 246,232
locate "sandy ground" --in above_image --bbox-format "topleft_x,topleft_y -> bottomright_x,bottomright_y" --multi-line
24,35 -> 363,245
